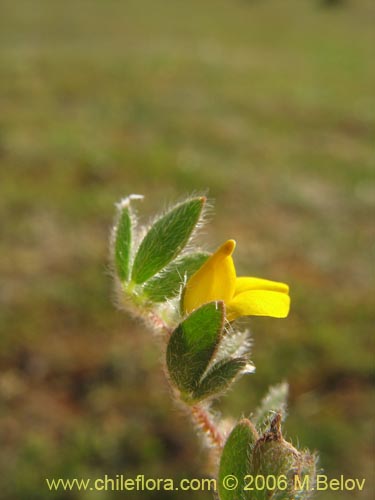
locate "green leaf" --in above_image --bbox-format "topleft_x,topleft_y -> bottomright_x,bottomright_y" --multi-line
166,301 -> 224,398
253,383 -> 289,431
143,252 -> 209,302
192,357 -> 248,402
114,205 -> 132,282
213,328 -> 252,361
131,197 -> 206,284
218,419 -> 258,500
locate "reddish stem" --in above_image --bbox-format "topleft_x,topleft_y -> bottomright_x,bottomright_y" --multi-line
191,404 -> 224,449
147,311 -> 173,335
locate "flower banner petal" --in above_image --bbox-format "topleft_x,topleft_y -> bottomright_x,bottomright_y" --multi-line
227,289 -> 290,321
183,240 -> 237,314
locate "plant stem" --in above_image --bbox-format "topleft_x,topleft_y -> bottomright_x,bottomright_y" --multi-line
191,404 -> 224,449
147,311 -> 172,335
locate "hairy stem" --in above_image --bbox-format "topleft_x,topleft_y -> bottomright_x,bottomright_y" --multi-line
147,311 -> 173,335
191,404 -> 224,450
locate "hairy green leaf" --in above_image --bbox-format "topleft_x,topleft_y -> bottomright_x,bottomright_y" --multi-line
166,301 -> 224,397
131,197 -> 206,284
253,382 -> 288,431
218,419 -> 258,500
114,205 -> 132,282
143,252 -> 209,302
192,357 -> 248,401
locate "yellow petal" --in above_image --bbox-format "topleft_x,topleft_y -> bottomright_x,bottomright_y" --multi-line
235,277 -> 289,295
183,239 -> 237,314
227,290 -> 290,321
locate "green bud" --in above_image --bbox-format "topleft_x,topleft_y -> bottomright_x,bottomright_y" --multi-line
252,413 -> 316,500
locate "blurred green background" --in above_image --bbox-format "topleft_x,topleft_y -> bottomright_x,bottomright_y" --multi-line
0,0 -> 374,499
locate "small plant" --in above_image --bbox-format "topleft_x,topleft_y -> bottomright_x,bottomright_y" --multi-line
110,194 -> 317,500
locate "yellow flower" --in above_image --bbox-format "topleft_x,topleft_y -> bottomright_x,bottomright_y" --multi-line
183,240 -> 290,321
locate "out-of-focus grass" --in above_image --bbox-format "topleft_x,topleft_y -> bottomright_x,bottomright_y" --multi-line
0,0 -> 374,499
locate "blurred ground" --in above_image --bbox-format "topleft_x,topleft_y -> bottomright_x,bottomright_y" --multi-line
0,0 -> 374,499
